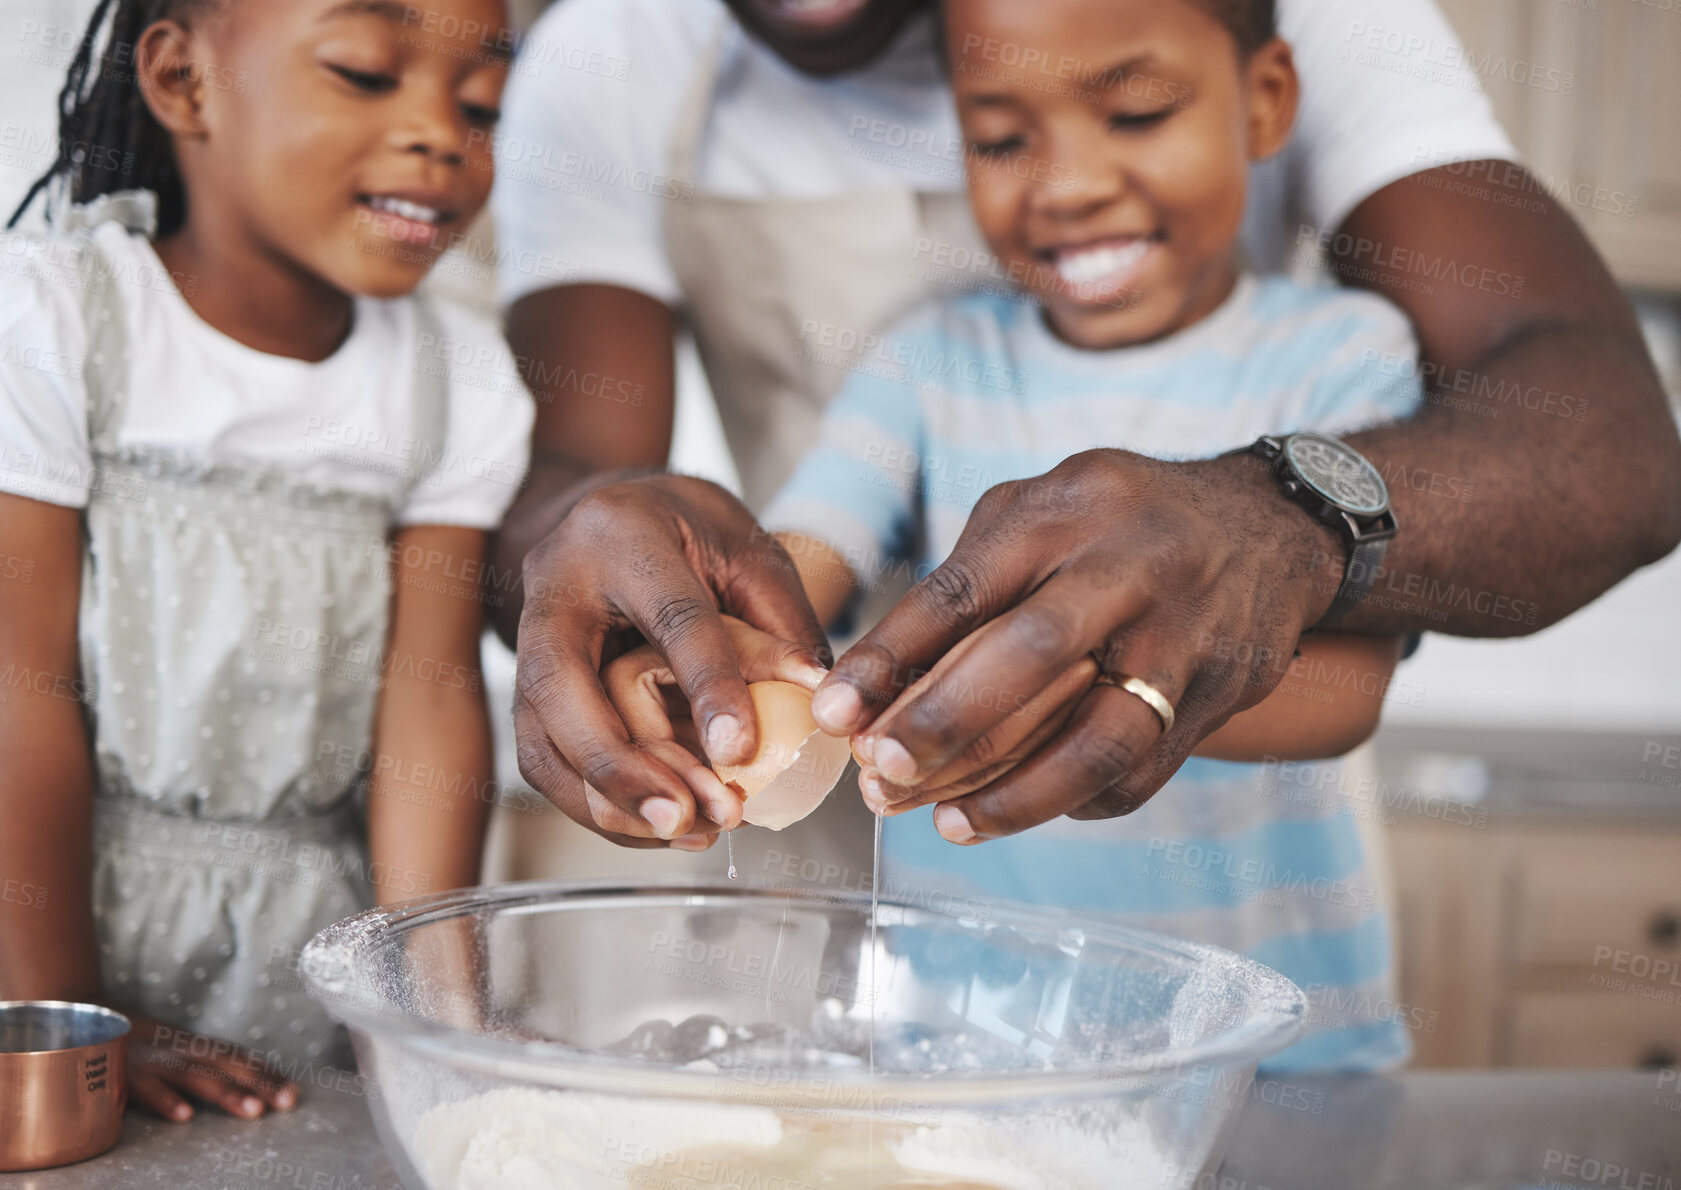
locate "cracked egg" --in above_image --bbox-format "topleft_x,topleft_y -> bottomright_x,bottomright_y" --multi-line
714,681 -> 853,830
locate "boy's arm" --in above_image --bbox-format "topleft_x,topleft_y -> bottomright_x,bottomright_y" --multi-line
1193,633 -> 1407,763
773,531 -> 859,630
0,495 -> 101,1002
368,526 -> 496,905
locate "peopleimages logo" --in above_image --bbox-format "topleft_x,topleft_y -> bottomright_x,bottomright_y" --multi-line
1542,1150 -> 1674,1190
1143,839 -> 1380,912
1341,21 -> 1574,94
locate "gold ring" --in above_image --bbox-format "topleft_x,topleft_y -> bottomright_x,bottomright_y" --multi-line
1093,671 -> 1175,734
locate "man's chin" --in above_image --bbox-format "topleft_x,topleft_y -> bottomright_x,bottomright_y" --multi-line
751,0 -> 875,37
724,0 -> 922,75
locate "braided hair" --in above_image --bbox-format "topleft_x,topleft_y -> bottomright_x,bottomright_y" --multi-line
8,0 -> 220,232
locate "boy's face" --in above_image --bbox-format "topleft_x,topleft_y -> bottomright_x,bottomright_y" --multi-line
167,0 -> 510,298
945,0 -> 1296,350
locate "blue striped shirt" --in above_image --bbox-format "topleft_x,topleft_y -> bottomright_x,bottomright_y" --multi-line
764,275 -> 1425,1070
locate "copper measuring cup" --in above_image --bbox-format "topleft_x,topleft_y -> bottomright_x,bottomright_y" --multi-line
0,1001 -> 129,1171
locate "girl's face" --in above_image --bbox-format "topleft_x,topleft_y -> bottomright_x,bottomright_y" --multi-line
166,0 -> 509,298
945,0 -> 1296,350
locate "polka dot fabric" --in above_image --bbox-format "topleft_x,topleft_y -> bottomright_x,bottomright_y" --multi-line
69,215 -> 449,1067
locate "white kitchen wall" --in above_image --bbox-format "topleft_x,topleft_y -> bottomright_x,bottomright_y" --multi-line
1398,302 -> 1680,734
1386,548 -> 1681,733
0,0 -> 99,231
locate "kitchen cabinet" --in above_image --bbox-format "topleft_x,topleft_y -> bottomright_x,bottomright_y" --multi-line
1375,725 -> 1681,1069
1434,0 -> 1681,289
1388,812 -> 1681,1069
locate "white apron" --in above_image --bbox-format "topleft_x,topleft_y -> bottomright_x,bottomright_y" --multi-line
664,19 -> 992,882
65,194 -> 447,1068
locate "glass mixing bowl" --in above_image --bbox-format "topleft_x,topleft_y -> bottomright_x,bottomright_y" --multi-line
302,880 -> 1304,1190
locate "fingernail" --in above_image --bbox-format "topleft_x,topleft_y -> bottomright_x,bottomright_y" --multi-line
640,798 -> 686,839
706,713 -> 744,759
242,1096 -> 264,1116
795,664 -> 829,690
810,683 -> 861,732
705,797 -> 742,833
934,804 -> 976,844
874,738 -> 918,783
852,734 -> 876,766
671,832 -> 715,852
274,1087 -> 297,1109
859,770 -> 887,813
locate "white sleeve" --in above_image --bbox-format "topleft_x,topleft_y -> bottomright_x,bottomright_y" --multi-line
489,0 -> 699,308
1277,0 -> 1519,235
398,301 -> 535,530
0,234 -> 94,509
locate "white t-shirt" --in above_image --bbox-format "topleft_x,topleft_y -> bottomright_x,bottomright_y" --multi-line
0,222 -> 534,525
492,0 -> 1518,306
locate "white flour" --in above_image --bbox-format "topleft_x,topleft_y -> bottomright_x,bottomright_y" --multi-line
412,1087 -> 1176,1190
414,1088 -> 782,1190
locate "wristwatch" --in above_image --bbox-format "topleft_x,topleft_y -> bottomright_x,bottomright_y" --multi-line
1250,432 -> 1396,627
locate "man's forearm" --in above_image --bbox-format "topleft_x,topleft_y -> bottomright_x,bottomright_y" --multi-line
489,455 -> 660,646
1310,163 -> 1681,637
495,285 -> 682,646
1339,322 -> 1681,635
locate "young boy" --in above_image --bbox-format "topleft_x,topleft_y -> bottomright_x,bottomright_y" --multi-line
616,0 -> 1423,1070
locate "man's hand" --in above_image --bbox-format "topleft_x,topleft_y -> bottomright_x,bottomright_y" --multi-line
597,617 -> 836,849
513,474 -> 830,847
809,448 -> 1341,843
854,617 -> 1099,815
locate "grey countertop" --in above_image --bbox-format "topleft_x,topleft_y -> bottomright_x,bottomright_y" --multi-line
1370,723 -> 1681,824
2,1069 -> 1675,1190
0,1067 -> 401,1190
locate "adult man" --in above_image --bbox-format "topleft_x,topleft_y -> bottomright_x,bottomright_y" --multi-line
492,0 -> 1680,850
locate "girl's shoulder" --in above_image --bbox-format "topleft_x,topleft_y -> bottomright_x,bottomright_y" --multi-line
0,223 -> 116,509
1,190 -> 194,332
0,223 -> 103,359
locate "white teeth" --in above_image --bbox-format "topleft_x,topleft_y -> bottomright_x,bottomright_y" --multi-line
366,196 -> 443,225
1054,240 -> 1150,290
782,0 -> 848,12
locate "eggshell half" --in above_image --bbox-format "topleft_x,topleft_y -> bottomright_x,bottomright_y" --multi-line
714,681 -> 853,831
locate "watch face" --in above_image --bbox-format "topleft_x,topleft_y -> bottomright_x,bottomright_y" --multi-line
1284,433 -> 1390,516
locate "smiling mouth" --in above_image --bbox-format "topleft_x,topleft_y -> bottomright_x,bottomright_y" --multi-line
355,194 -> 457,247
1043,236 -> 1159,302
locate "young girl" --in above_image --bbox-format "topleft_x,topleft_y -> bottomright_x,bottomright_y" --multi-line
0,0 -> 528,1121
606,0 -> 1425,1071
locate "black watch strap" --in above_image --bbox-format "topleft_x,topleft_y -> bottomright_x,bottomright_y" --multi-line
1321,534 -> 1389,627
